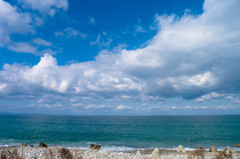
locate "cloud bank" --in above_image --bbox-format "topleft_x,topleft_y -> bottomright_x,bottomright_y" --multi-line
0,0 -> 240,112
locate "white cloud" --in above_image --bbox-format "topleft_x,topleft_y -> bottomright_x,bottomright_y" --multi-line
90,33 -> 113,47
225,95 -> 240,104
0,0 -> 33,46
85,104 -> 106,109
8,42 -> 37,54
0,1 -> 59,55
89,16 -> 96,25
0,0 -> 240,112
0,83 -> 7,92
7,41 -> 57,55
121,95 -> 132,99
55,28 -> 87,39
32,38 -> 52,46
117,105 -> 131,110
135,25 -> 146,33
171,105 -> 230,110
19,0 -> 68,16
72,103 -> 83,107
196,92 -> 225,102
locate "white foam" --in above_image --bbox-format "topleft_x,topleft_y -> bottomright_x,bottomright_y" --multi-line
101,146 -> 137,151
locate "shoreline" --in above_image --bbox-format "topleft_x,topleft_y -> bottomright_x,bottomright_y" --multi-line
1,145 -> 239,159
1,144 -> 239,151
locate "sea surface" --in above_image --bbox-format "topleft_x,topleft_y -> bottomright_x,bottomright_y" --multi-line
0,115 -> 240,151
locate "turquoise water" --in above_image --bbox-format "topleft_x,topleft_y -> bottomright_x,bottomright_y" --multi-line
0,115 -> 240,150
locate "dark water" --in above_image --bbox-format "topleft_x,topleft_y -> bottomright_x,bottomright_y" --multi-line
0,115 -> 240,150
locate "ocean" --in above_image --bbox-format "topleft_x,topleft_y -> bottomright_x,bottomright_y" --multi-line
0,115 -> 240,151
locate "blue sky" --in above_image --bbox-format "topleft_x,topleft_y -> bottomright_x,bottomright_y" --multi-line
0,0 -> 240,115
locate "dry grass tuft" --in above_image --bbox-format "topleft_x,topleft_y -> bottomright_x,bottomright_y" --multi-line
215,152 -> 224,159
188,146 -> 205,159
38,142 -> 48,148
48,148 -> 54,158
0,148 -> 23,159
58,148 -> 73,159
43,148 -> 56,159
72,149 -> 83,159
0,153 -> 7,159
215,151 -> 232,159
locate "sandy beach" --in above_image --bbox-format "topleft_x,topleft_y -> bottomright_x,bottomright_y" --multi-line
1,145 -> 240,159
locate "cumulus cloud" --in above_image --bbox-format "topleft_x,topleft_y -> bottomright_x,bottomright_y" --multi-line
0,0 -> 240,112
19,0 -> 68,16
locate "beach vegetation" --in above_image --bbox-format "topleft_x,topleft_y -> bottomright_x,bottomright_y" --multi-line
0,153 -> 7,159
188,146 -> 205,159
58,147 -> 73,159
38,142 -> 48,148
89,144 -> 101,150
48,148 -> 54,158
43,148 -> 56,159
215,151 -> 232,159
0,148 -> 23,159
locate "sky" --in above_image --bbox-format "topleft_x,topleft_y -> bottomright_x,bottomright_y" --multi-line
0,0 -> 240,115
